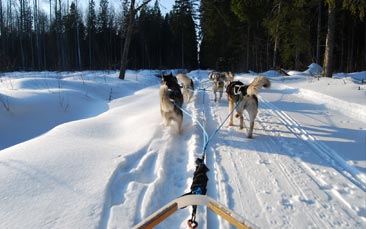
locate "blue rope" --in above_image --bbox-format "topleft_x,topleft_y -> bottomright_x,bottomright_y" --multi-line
174,96 -> 241,160
202,101 -> 240,157
177,102 -> 209,153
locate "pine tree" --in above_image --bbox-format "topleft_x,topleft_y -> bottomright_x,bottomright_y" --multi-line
199,0 -> 241,71
97,0 -> 109,68
75,0 -> 82,69
87,0 -> 97,69
170,0 -> 198,69
231,0 -> 271,71
341,0 -> 366,71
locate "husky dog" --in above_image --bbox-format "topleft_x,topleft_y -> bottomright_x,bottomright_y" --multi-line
226,76 -> 270,138
160,73 -> 184,134
208,71 -> 225,102
209,71 -> 235,83
209,71 -> 235,102
176,73 -> 194,103
224,71 -> 235,84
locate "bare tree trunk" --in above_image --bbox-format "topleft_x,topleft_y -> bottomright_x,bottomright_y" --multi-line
347,25 -> 355,72
88,0 -> 92,69
273,36 -> 278,68
119,0 -> 151,80
0,0 -> 3,37
0,0 -> 3,60
75,0 -> 82,69
266,35 -> 270,69
340,23 -> 344,70
316,0 -> 322,64
58,0 -> 65,70
30,24 -> 35,69
119,0 -> 135,80
246,25 -> 250,71
295,48 -> 299,69
322,3 -> 335,78
19,0 -> 25,69
181,32 -> 184,68
6,0 -> 13,69
43,27 -> 47,69
272,2 -> 281,68
55,0 -> 60,69
33,0 -> 40,69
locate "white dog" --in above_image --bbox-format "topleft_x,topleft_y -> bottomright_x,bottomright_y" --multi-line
176,73 -> 194,103
226,76 -> 270,138
208,71 -> 225,102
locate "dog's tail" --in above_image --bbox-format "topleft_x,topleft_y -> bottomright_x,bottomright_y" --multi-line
176,73 -> 190,86
247,76 -> 271,96
160,85 -> 175,112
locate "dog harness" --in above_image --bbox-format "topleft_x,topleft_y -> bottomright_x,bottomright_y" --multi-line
183,158 -> 209,229
234,84 -> 246,96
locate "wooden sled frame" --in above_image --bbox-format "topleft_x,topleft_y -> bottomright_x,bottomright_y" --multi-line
133,195 -> 256,229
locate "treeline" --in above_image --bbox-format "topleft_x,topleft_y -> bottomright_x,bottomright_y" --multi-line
0,0 -> 365,74
0,0 -> 198,71
200,0 -> 365,74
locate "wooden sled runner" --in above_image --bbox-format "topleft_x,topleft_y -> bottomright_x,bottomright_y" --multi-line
133,195 -> 256,229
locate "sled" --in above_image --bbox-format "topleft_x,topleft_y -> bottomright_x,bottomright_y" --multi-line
133,195 -> 256,229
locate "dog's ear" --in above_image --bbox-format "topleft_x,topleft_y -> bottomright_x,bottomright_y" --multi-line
161,74 -> 167,84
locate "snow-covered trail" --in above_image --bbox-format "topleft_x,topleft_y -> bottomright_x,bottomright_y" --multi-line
105,74 -> 211,228
1,70 -> 365,229
104,71 -> 365,228
201,74 -> 366,228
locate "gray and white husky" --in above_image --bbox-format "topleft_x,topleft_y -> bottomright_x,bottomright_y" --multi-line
176,73 -> 194,103
160,73 -> 184,134
208,71 -> 225,102
209,71 -> 235,102
226,76 -> 270,138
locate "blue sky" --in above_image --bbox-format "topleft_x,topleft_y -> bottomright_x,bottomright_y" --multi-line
155,0 -> 176,14
109,0 -> 176,14
39,0 -> 175,15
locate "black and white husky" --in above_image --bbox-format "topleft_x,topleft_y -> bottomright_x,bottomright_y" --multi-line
159,73 -> 184,134
176,73 -> 194,103
226,76 -> 270,138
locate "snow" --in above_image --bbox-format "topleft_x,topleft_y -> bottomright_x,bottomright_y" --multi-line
0,68 -> 365,228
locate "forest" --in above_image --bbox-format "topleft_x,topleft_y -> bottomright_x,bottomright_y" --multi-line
0,0 -> 365,76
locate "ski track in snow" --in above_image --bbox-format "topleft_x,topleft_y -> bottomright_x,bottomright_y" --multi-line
258,97 -> 366,224
102,127 -> 194,228
102,75 -> 209,228
203,81 -> 365,228
87,72 -> 364,229
261,97 -> 366,191
2,71 -> 365,229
